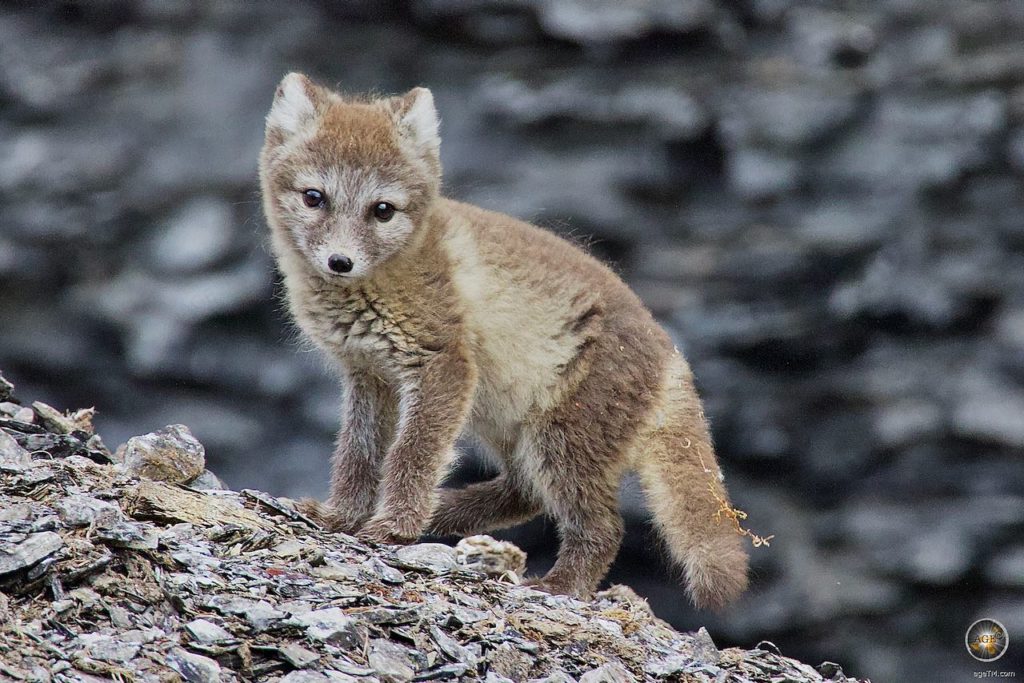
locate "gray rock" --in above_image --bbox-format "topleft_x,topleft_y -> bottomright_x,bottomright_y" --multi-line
185,618 -> 234,644
719,84 -> 860,148
204,595 -> 286,631
953,389 -> 1024,448
30,401 -> 76,435
119,424 -> 206,484
368,639 -> 417,682
0,375 -> 13,401
644,655 -> 691,677
0,531 -> 63,575
148,197 -> 236,274
167,647 -> 222,683
983,546 -> 1024,587
54,495 -> 122,528
532,0 -> 716,44
416,663 -> 471,680
361,557 -> 405,584
290,607 -> 366,648
279,642 -> 320,668
188,469 -> 228,491
281,673 -> 331,683
692,627 -> 720,664
827,92 -> 1006,191
483,673 -> 514,683
95,521 -> 159,550
431,625 -> 478,667
479,77 -> 706,138
873,400 -> 942,449
77,634 -> 140,663
487,642 -> 532,681
579,662 -> 636,683
80,260 -> 272,373
0,430 -> 31,472
727,148 -> 801,200
390,543 -> 458,574
529,672 -> 577,683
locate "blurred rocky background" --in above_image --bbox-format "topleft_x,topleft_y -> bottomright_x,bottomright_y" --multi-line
1,1 -> 1023,680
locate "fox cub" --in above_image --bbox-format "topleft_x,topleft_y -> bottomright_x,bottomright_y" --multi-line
260,73 -> 749,609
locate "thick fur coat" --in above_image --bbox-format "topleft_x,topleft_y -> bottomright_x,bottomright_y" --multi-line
259,73 -> 749,609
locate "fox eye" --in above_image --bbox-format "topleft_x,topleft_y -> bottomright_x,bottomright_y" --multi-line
302,189 -> 325,208
373,202 -> 395,222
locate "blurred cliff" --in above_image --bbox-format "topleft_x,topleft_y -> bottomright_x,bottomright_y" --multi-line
1,1 -> 1023,680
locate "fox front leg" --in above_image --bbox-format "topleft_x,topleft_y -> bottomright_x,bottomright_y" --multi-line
357,348 -> 476,544
298,370 -> 397,533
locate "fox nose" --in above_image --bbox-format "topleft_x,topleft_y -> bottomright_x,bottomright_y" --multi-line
327,253 -> 354,274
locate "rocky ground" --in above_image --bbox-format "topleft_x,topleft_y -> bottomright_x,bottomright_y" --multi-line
2,1 -> 1024,681
0,372 -> 861,682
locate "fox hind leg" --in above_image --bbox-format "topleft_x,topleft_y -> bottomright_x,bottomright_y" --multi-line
519,428 -> 627,598
426,475 -> 542,537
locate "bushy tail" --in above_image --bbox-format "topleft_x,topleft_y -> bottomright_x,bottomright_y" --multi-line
636,365 -> 749,610
637,445 -> 750,610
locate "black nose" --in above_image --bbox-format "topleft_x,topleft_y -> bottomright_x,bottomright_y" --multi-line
327,253 -> 353,274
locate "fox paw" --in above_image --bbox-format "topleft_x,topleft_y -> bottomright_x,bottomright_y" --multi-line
522,576 -> 592,599
356,517 -> 419,545
293,499 -> 363,534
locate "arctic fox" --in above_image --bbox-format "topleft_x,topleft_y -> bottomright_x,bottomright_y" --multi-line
259,73 -> 749,609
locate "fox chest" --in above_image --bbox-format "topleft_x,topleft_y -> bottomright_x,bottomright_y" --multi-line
300,291 -> 418,369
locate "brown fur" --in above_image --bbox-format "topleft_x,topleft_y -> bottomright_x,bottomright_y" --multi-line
259,73 -> 749,609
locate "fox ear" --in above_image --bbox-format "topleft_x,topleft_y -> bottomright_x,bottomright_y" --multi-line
389,87 -> 440,156
267,72 -> 320,136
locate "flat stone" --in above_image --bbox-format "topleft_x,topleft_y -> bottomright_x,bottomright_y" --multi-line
205,595 -> 286,631
119,424 -> 206,484
31,401 -> 76,435
368,639 -> 416,682
54,495 -> 122,528
0,430 -> 31,472
0,531 -> 63,575
483,674 -> 514,683
645,655 -> 691,677
77,634 -> 140,663
95,521 -> 159,550
487,642 -> 532,681
391,543 -> 458,574
529,672 -> 578,683
167,647 -> 222,683
578,662 -> 636,683
361,557 -> 405,584
188,469 -> 227,490
0,503 -> 34,523
281,672 -> 331,683
289,607 -> 365,648
279,642 -> 320,668
431,625 -> 477,666
185,618 -> 234,644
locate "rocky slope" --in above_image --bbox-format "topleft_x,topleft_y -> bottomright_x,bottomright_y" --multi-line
0,373 -> 861,682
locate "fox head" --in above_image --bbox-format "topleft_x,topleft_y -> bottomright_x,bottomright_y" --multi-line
259,73 -> 441,280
